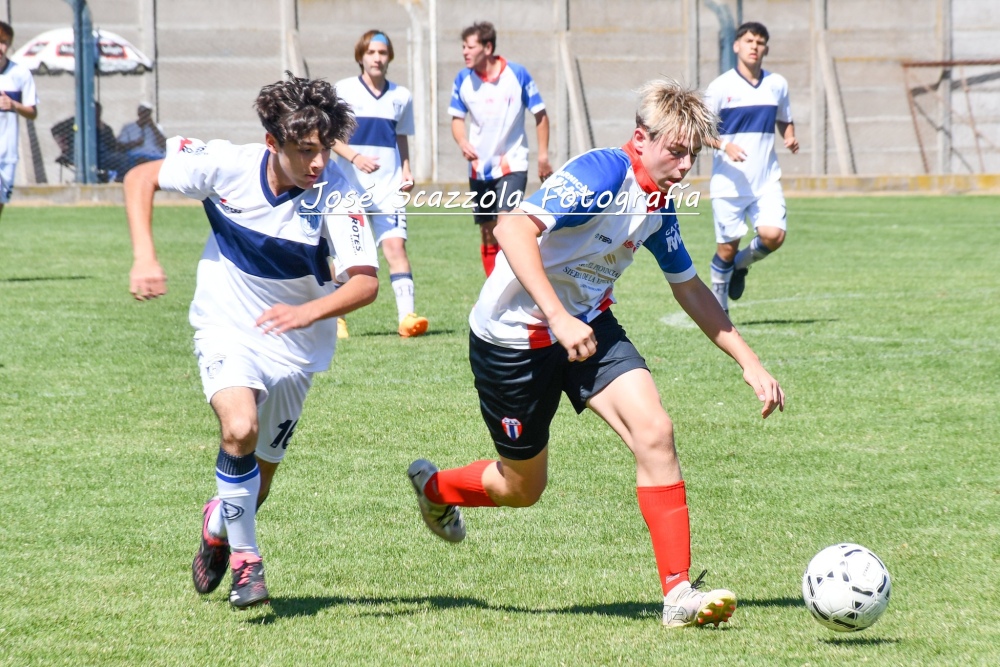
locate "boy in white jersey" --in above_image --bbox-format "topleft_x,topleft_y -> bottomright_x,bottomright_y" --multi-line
0,21 -> 38,222
125,74 -> 379,609
449,21 -> 552,276
332,30 -> 428,338
704,22 -> 799,312
407,80 -> 785,628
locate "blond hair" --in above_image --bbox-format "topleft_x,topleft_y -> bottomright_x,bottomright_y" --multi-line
634,79 -> 719,147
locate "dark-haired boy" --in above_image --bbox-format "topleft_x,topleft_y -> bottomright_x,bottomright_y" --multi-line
125,74 -> 379,608
705,22 -> 798,311
0,21 -> 38,221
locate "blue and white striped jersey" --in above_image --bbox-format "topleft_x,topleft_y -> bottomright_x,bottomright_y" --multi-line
158,137 -> 379,372
470,146 -> 697,349
334,76 -> 413,210
705,68 -> 792,197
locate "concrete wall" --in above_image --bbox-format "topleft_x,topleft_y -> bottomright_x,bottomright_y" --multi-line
5,0 -> 999,187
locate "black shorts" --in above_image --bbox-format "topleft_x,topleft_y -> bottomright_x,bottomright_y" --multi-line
469,309 -> 649,461
470,172 -> 528,224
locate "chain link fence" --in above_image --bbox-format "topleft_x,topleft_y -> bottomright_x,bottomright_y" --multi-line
5,0 -> 999,189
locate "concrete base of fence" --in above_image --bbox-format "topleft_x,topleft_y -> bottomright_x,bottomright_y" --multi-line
10,174 -> 1000,208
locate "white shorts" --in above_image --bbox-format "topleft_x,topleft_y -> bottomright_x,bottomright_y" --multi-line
0,163 -> 16,204
195,337 -> 313,464
711,189 -> 787,244
369,209 -> 408,246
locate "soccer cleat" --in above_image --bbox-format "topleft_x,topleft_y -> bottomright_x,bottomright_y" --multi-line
728,267 -> 749,300
229,554 -> 270,609
192,497 -> 231,595
337,317 -> 349,339
662,570 -> 737,628
398,313 -> 429,338
407,459 -> 466,543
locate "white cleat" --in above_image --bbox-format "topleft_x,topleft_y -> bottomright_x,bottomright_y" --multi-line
662,572 -> 737,628
407,459 -> 466,543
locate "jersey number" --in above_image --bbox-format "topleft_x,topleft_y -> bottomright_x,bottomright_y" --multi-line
269,419 -> 298,449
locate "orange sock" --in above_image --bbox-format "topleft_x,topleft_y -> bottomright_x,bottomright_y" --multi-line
637,481 -> 691,595
425,460 -> 498,507
481,244 -> 499,276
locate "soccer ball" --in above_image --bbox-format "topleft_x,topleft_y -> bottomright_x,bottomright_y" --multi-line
802,543 -> 891,632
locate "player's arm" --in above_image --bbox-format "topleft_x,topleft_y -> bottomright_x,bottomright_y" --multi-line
256,266 -> 378,336
123,160 -> 167,300
451,117 -> 478,161
494,208 -> 596,361
332,139 -> 379,173
396,134 -> 414,192
533,110 -> 552,181
776,120 -> 799,153
0,91 -> 37,120
669,277 -> 785,418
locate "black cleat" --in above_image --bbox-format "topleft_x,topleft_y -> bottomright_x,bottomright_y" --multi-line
728,267 -> 749,300
192,498 -> 230,595
229,555 -> 270,609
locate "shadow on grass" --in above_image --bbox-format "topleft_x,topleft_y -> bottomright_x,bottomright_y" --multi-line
737,318 -> 837,326
821,636 -> 901,646
251,594 -> 801,627
354,328 -> 457,338
1,275 -> 90,283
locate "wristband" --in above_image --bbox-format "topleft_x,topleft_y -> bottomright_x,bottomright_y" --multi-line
719,139 -> 729,152
350,154 -> 359,164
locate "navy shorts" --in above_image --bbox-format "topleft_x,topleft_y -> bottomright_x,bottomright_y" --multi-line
470,172 -> 528,224
469,309 -> 649,460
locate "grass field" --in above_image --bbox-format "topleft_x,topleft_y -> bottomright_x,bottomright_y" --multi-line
1,195 -> 998,666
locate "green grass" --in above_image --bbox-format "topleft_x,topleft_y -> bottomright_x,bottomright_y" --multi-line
0,195 -> 998,666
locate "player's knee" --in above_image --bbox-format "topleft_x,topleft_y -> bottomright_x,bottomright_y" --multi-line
220,415 -> 258,452
633,414 -> 677,460
759,227 -> 785,250
503,474 -> 547,507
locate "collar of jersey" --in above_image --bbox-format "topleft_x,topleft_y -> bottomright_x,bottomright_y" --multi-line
358,74 -> 389,99
734,66 -> 767,89
621,141 -> 664,197
475,56 -> 507,84
258,151 -> 304,206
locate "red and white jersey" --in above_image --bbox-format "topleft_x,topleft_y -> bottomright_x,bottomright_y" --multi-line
157,137 -> 379,372
448,57 -> 545,181
0,59 -> 37,164
334,76 -> 414,211
470,145 -> 697,349
705,68 -> 792,198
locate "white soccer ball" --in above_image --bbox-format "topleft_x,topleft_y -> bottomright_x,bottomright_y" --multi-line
802,543 -> 891,632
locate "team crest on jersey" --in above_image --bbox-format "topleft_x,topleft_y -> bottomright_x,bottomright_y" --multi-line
220,500 -> 244,521
501,417 -> 523,441
299,206 -> 322,235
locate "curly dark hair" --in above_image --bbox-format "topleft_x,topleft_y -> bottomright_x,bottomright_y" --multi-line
254,72 -> 355,148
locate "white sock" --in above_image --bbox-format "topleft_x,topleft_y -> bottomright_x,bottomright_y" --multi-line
735,236 -> 772,270
710,254 -> 733,310
391,273 -> 415,323
215,450 -> 260,556
208,501 -> 227,538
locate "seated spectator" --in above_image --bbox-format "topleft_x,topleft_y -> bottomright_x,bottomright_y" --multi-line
118,102 -> 165,164
51,102 -> 132,182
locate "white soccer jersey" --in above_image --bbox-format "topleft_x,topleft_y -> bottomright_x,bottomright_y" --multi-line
448,57 -> 545,181
470,145 -> 697,349
0,59 -> 38,164
705,68 -> 792,198
157,137 -> 379,373
334,76 -> 414,210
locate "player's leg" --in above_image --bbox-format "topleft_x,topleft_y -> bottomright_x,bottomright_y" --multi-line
407,332 -> 564,540
471,177 -> 500,275
374,210 -> 429,337
731,189 -> 787,300
577,312 -> 735,627
710,196 -> 751,311
0,162 -> 14,222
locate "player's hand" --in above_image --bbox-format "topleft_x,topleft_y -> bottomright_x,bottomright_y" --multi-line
785,136 -> 800,154
538,155 -> 553,182
129,259 -> 167,301
400,167 -> 414,192
726,142 -> 748,162
741,363 -> 785,418
550,313 -> 597,362
353,154 -> 380,173
459,141 -> 478,162
256,303 -> 314,336
0,92 -> 11,111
